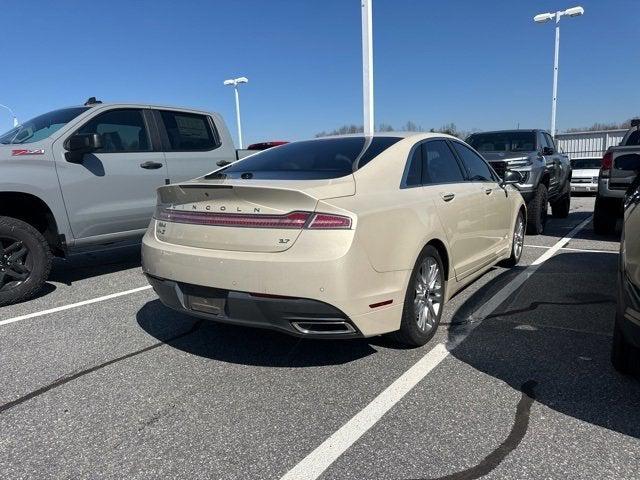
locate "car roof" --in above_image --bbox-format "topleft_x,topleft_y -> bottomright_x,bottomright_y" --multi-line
469,129 -> 540,135
317,132 -> 460,141
68,102 -> 216,116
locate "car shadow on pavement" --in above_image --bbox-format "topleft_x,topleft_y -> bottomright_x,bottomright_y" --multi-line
448,251 -> 640,440
48,245 -> 142,286
136,299 -> 377,367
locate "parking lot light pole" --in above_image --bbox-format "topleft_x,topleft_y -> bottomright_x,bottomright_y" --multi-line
361,0 -> 374,136
223,77 -> 248,149
0,104 -> 18,127
534,6 -> 584,138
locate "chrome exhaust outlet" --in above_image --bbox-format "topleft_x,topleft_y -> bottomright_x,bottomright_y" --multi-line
291,320 -> 356,335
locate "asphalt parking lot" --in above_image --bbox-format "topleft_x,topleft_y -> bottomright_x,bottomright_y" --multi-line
1,195 -> 638,480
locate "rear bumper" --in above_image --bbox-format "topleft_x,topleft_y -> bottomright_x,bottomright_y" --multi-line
141,224 -> 408,337
146,274 -> 363,338
571,182 -> 598,193
598,178 -> 627,199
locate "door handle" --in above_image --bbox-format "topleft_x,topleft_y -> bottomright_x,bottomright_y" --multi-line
140,161 -> 163,170
441,192 -> 455,202
484,188 -> 493,195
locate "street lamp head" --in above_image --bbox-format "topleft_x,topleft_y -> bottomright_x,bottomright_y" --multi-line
563,6 -> 584,17
534,12 -> 554,23
223,77 -> 248,87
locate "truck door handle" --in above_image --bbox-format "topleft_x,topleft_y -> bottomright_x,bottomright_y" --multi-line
140,161 -> 163,170
484,188 -> 493,195
441,192 -> 455,202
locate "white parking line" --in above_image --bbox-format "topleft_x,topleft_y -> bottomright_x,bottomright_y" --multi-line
525,244 -> 617,254
0,285 -> 152,327
280,216 -> 593,480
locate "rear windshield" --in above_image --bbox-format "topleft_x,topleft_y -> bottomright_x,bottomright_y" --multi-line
571,158 -> 601,169
625,130 -> 640,146
467,132 -> 536,152
211,137 -> 402,180
0,107 -> 89,145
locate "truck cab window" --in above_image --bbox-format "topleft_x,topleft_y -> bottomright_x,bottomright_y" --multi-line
78,109 -> 150,153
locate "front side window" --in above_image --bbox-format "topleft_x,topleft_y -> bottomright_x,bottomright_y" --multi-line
421,140 -> 465,184
0,107 -> 89,145
544,133 -> 556,151
467,131 -> 536,153
452,142 -> 495,182
159,110 -> 217,151
78,109 -> 150,153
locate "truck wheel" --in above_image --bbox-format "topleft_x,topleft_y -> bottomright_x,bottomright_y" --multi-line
612,317 -> 640,375
551,194 -> 570,218
0,216 -> 52,307
526,184 -> 548,235
392,245 -> 445,347
593,196 -> 617,235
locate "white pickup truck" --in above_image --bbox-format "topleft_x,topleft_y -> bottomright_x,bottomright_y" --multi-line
0,98 -> 251,305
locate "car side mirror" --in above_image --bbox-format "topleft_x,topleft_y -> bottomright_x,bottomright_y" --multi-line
216,159 -> 231,167
541,146 -> 554,156
65,133 -> 102,163
501,170 -> 523,186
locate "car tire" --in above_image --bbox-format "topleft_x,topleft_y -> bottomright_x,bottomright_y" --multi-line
501,210 -> 525,268
611,317 -> 640,375
0,216 -> 52,307
551,193 -> 570,218
593,196 -> 617,235
526,184 -> 548,235
392,245 -> 445,347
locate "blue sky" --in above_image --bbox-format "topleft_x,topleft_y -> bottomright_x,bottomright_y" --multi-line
0,0 -> 637,145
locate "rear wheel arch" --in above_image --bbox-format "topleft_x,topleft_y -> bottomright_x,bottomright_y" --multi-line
425,238 -> 450,282
0,192 -> 63,255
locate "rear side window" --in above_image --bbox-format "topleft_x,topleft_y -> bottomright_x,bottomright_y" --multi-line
421,140 -> 465,184
451,142 -> 495,182
159,110 -> 217,151
78,109 -> 150,153
356,137 -> 403,168
404,147 -> 422,187
216,137 -> 400,180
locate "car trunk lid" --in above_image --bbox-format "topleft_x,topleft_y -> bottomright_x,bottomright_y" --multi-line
154,176 -> 355,253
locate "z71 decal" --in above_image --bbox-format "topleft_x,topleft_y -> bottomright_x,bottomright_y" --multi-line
12,149 -> 45,156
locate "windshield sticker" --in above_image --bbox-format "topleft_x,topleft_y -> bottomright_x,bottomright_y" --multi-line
11,149 -> 45,156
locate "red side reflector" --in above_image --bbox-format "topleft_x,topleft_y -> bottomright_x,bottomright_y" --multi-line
369,299 -> 393,309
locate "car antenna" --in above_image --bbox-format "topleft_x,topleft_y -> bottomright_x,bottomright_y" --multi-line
84,97 -> 103,106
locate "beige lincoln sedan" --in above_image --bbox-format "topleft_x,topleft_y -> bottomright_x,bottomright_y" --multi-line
142,133 -> 526,346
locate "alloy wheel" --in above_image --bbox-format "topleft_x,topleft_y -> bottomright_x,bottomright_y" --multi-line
414,256 -> 443,332
0,237 -> 31,292
513,215 -> 525,259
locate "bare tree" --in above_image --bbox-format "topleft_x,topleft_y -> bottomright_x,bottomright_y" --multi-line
564,117 -> 639,133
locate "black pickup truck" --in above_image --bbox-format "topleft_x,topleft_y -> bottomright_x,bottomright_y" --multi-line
594,120 -> 640,234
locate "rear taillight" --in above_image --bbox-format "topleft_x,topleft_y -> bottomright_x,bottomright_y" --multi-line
307,213 -> 352,229
601,151 -> 613,177
154,207 -> 352,230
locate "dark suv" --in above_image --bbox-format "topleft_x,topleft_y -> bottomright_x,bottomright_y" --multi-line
467,130 -> 572,234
